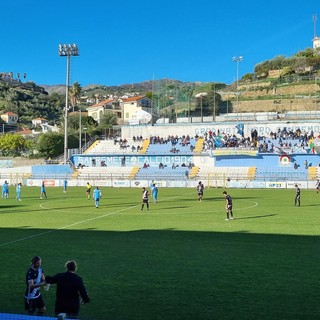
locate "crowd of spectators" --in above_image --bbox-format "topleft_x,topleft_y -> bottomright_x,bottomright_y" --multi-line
149,135 -> 194,147
201,127 -> 313,154
111,137 -> 143,153
132,136 -> 144,142
259,128 -> 313,154
202,131 -> 258,152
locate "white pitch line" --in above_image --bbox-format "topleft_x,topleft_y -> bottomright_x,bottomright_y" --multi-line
0,194 -> 257,248
0,192 -> 194,248
0,205 -> 137,248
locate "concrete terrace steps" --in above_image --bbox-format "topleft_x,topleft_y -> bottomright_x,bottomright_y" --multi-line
129,166 -> 140,179
309,166 -> 317,180
83,140 -> 99,154
139,139 -> 150,154
194,138 -> 204,153
189,166 -> 199,178
248,167 -> 257,180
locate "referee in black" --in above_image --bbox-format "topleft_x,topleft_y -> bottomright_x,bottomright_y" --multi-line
295,184 -> 301,207
45,260 -> 89,318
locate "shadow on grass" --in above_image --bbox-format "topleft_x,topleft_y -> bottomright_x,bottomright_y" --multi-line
1,228 -> 320,320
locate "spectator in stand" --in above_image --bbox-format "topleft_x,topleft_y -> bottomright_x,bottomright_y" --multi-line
159,162 -> 164,169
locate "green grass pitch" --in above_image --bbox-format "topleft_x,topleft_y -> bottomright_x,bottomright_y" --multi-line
0,186 -> 320,320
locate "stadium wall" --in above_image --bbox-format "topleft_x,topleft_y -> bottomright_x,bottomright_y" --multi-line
32,165 -> 73,175
215,154 -> 320,167
71,153 -> 320,169
20,178 -> 318,190
71,154 -> 197,168
120,120 -> 320,138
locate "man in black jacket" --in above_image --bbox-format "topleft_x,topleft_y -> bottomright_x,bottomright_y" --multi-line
45,260 -> 89,318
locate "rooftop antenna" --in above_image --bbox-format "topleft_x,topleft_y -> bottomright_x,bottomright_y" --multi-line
313,14 -> 317,39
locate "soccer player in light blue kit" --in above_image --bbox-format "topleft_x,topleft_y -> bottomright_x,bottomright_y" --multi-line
40,181 -> 47,199
2,180 -> 9,199
152,183 -> 158,203
16,183 -> 22,201
63,179 -> 67,193
93,186 -> 102,208
149,180 -> 154,192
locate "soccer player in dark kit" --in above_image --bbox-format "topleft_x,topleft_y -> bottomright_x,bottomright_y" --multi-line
24,256 -> 46,315
197,181 -> 204,201
141,187 -> 149,211
223,191 -> 234,220
295,184 -> 301,206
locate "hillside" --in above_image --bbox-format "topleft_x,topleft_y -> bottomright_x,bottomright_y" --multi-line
41,79 -> 197,96
1,46 -> 320,124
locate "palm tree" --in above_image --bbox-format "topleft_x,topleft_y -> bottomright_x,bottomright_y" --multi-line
69,82 -> 82,112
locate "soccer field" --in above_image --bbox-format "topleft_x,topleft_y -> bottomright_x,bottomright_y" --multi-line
0,186 -> 320,320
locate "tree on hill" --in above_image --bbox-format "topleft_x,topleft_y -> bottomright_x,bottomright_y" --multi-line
98,112 -> 118,129
69,82 -> 82,112
194,91 -> 222,117
36,133 -> 64,158
0,133 -> 26,156
254,50 -> 320,78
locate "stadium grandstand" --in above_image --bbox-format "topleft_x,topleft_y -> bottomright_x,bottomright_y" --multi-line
0,117 -> 318,189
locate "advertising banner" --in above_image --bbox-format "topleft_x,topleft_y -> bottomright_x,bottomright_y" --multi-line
187,181 -> 200,188
308,180 -> 319,190
245,181 -> 266,189
226,181 -> 250,188
265,181 -> 287,188
167,180 -> 187,188
26,179 -> 55,187
150,180 -> 167,188
287,181 -> 308,189
130,180 -> 149,188
112,180 -> 131,187
93,180 -> 112,187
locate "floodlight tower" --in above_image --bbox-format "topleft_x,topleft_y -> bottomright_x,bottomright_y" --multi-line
232,56 -> 243,121
58,44 -> 79,164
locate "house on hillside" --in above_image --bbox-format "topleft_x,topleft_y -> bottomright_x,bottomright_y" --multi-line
40,123 -> 59,133
32,117 -> 47,126
86,95 -> 156,125
0,72 -> 13,81
16,128 -> 33,138
86,98 -> 122,124
120,95 -> 154,124
1,112 -> 18,124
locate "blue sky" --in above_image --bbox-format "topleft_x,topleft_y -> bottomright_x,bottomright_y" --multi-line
2,1 -> 318,86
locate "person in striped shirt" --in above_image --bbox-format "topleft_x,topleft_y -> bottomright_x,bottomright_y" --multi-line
141,187 -> 149,211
